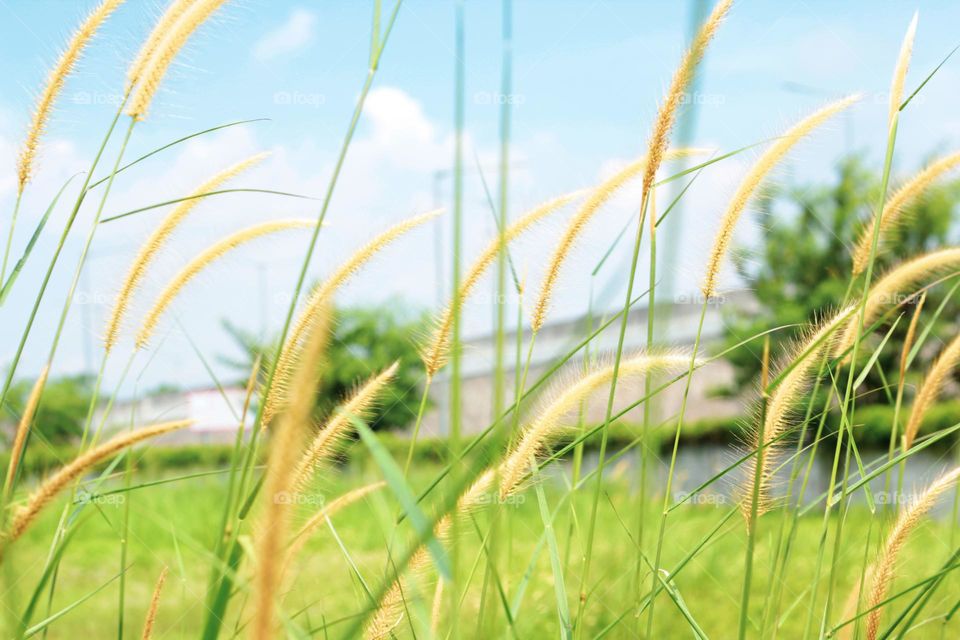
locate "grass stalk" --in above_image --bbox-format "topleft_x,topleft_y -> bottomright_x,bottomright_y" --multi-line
1,193 -> 23,285
577,193 -> 650,638
200,5 -> 404,635
819,116 -> 900,636
0,102 -> 126,412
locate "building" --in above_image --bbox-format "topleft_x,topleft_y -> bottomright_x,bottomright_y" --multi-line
93,291 -> 753,445
94,386 -> 251,445
418,290 -> 754,437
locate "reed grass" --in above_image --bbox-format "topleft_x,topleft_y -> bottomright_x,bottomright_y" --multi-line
291,363 -> 398,492
837,247 -> 960,354
864,466 -> 960,639
283,480 -> 386,580
2,0 -> 124,284
851,151 -> 960,275
1,419 -> 191,549
16,0 -> 124,193
126,0 -> 192,91
422,191 -> 580,378
265,210 -> 439,425
702,94 -> 860,298
104,152 -> 269,351
499,352 -> 692,500
8,3 -> 960,639
127,0 -> 232,120
639,0 -> 732,208
903,332 -> 960,450
251,310 -> 331,639
367,353 -> 691,637
140,566 -> 168,640
1,366 -> 48,507
135,219 -> 318,348
532,148 -> 703,332
738,306 -> 852,522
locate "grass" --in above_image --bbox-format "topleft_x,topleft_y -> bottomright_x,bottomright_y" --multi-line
5,2 -> 960,639
4,462 -> 960,639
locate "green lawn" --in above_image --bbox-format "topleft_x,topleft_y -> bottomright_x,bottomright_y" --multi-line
3,458 -> 959,639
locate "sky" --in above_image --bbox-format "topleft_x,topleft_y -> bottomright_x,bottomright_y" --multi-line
1,0 -> 959,393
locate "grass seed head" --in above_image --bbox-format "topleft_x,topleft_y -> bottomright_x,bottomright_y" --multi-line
701,94 -> 861,298
17,0 -> 124,192
136,219 -> 318,349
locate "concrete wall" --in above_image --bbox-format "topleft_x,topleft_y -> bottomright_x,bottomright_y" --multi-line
417,291 -> 753,437
93,387 -> 251,445
86,292 -> 753,445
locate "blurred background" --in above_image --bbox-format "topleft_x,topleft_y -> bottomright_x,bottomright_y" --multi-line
2,0 -> 960,449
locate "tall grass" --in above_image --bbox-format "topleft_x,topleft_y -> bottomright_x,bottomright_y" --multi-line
4,2 -> 960,640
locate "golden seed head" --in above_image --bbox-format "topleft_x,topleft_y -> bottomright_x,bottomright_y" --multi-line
899,291 -> 926,380
532,148 -> 706,332
267,210 -> 440,425
126,0 -> 231,120
3,366 -> 49,500
126,0 -> 194,92
253,312 -> 332,640
641,0 -> 732,201
739,306 -> 853,523
136,219 -> 318,349
422,191 -> 581,378
903,332 -> 960,451
291,362 -> 398,491
837,247 -> 960,356
141,566 -> 169,640
498,352 -> 693,500
4,420 -> 191,545
865,466 -> 960,640
702,94 -> 861,299
851,151 -> 960,276
17,0 -> 124,192
887,12 -> 918,129
104,152 -> 269,352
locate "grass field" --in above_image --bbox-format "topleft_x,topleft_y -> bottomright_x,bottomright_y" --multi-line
6,1 -> 960,638
5,459 -> 960,639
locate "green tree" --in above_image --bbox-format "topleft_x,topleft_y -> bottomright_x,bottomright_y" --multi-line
722,154 -> 960,399
221,300 -> 428,431
5,374 -> 94,444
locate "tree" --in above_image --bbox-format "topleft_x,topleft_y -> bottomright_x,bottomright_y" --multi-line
220,300 -> 429,431
5,374 -> 94,444
722,154 -> 960,400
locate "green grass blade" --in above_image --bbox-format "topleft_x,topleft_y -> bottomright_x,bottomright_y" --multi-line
899,42 -> 960,112
352,417 -> 451,580
87,118 -> 270,189
0,174 -> 79,305
532,461 -> 572,639
100,188 -> 317,224
23,566 -> 127,638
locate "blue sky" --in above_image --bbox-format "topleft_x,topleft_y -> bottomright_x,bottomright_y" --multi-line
1,0 -> 959,390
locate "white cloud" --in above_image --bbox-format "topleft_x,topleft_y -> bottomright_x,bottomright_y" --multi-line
253,9 -> 317,62
0,85 -> 556,390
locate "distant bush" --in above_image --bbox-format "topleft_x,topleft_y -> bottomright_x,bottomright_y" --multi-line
836,400 -> 960,448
